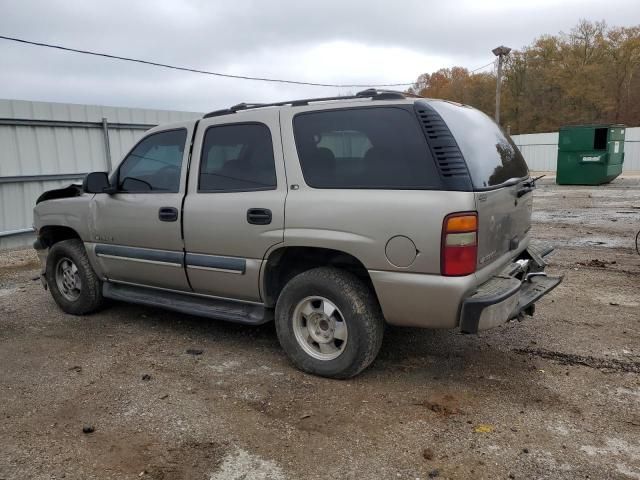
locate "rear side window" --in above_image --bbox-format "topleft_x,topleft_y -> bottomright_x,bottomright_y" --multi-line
117,129 -> 187,192
429,101 -> 528,188
199,123 -> 277,192
293,107 -> 440,189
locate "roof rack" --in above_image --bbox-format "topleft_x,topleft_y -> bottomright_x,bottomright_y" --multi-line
202,89 -> 408,119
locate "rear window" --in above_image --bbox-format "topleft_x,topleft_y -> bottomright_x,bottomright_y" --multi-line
293,107 -> 440,189
430,101 -> 529,188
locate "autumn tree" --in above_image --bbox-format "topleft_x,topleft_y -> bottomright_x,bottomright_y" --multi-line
408,20 -> 640,134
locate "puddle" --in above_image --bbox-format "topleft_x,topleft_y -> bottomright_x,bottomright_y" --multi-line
209,360 -> 242,373
580,438 -> 640,462
548,423 -> 573,436
616,464 -> 640,480
0,287 -> 19,298
210,448 -> 286,480
596,293 -> 640,308
555,235 -> 631,249
533,209 -> 640,226
616,387 -> 640,399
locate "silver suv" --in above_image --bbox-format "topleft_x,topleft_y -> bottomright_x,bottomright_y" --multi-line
33,89 -> 562,378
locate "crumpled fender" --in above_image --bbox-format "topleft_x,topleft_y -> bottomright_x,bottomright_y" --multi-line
36,184 -> 83,204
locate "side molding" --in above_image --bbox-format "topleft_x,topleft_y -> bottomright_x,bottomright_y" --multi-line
94,244 -> 183,267
185,253 -> 246,274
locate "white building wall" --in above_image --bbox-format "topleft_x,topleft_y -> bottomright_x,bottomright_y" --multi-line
512,128 -> 640,173
0,99 -> 202,249
623,127 -> 640,172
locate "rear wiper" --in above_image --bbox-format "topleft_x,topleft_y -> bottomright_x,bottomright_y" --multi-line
522,175 -> 545,188
531,174 -> 545,186
517,175 -> 545,197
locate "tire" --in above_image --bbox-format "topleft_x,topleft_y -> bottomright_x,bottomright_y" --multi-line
275,267 -> 384,379
45,239 -> 104,315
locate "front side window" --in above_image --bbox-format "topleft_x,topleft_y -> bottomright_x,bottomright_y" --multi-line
199,123 -> 277,192
293,107 -> 440,189
117,129 -> 187,192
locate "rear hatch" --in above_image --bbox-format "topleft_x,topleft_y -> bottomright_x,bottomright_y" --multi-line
429,101 -> 532,270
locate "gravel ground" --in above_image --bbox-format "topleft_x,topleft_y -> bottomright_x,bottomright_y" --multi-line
1,179 -> 639,480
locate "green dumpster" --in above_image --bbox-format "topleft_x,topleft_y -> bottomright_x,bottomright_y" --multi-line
556,124 -> 625,185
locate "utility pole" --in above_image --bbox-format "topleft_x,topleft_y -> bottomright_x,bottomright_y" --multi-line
492,45 -> 511,125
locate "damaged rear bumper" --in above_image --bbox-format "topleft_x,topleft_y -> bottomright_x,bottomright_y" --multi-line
459,243 -> 562,334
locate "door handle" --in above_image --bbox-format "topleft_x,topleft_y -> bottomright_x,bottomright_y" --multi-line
247,208 -> 272,225
158,207 -> 179,222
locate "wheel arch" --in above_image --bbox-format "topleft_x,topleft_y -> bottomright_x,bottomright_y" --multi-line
261,245 -> 376,308
37,225 -> 82,248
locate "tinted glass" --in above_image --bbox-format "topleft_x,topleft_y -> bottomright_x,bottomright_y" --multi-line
429,101 -> 529,188
118,129 -> 187,192
294,107 -> 440,189
199,123 -> 277,192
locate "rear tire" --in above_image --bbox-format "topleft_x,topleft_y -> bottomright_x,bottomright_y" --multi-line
45,239 -> 104,315
275,267 -> 384,379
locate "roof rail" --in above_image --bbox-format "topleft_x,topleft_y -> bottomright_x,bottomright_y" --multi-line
202,89 -> 407,118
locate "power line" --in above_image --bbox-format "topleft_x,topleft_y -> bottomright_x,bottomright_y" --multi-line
470,60 -> 496,73
0,34 -> 416,88
0,34 -> 498,89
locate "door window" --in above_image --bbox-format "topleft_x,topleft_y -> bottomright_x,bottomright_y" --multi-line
117,129 -> 187,192
199,123 -> 277,192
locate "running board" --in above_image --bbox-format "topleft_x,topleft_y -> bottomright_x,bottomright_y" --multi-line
103,282 -> 272,325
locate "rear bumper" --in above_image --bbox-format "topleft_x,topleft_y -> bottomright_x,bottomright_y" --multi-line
459,245 -> 562,334
370,241 -> 561,329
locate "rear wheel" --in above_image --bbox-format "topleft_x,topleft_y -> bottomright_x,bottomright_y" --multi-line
275,267 -> 384,379
46,239 -> 104,315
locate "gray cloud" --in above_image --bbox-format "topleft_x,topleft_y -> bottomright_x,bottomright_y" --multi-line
1,0 -> 638,112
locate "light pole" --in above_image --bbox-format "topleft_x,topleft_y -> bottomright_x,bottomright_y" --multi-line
492,45 -> 511,125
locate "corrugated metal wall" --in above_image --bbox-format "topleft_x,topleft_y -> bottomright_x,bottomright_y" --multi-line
0,99 -> 201,249
624,127 -> 640,172
512,128 -> 640,172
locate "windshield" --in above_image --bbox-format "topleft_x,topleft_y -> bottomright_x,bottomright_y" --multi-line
429,101 -> 529,189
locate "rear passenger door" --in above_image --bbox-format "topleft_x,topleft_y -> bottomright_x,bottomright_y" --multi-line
183,111 -> 286,302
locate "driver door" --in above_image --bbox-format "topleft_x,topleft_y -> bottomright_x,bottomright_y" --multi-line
90,125 -> 193,291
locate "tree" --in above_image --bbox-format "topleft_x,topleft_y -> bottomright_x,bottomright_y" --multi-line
408,20 -> 640,134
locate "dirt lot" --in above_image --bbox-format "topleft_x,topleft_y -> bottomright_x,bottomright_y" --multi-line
1,178 -> 639,480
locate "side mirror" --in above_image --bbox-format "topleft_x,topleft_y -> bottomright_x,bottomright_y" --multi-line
83,172 -> 112,194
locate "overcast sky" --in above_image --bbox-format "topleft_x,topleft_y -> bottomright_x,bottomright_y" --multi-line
0,0 -> 638,113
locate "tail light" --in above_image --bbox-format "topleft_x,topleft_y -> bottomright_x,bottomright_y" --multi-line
441,212 -> 478,276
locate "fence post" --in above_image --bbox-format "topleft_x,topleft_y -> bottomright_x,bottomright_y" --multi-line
101,117 -> 112,171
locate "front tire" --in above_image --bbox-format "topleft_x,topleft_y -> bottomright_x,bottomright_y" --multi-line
275,267 -> 384,379
45,239 -> 104,315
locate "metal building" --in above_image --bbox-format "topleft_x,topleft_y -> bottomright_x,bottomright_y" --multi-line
0,99 -> 201,249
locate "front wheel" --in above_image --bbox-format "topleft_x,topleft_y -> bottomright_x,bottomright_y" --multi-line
45,239 -> 105,315
275,267 -> 384,379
